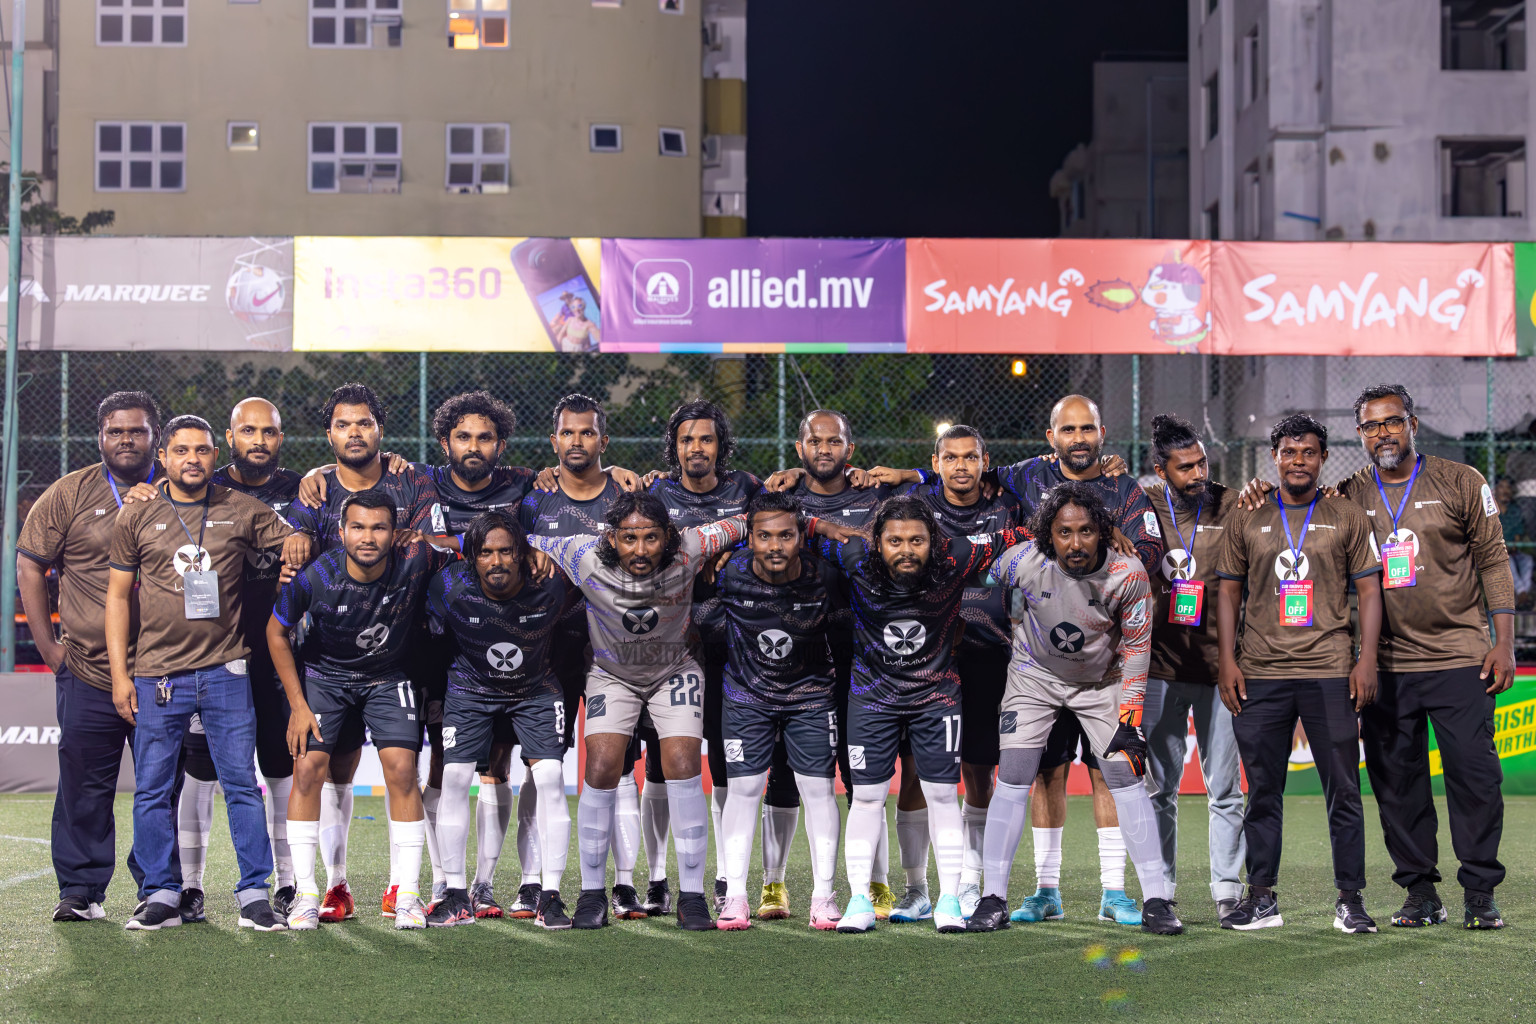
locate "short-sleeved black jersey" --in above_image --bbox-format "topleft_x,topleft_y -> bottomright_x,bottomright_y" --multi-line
422,463 -> 537,536
425,561 -> 575,700
788,480 -> 889,658
519,477 -> 625,645
712,548 -> 837,711
991,457 -> 1165,574
648,469 -> 762,641
211,465 -> 302,639
284,464 -> 441,555
897,481 -> 1024,651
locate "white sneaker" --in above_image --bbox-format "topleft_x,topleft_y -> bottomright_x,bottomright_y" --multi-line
287,893 -> 321,931
890,885 -> 933,922
836,893 -> 878,933
958,882 -> 982,920
394,893 -> 427,930
933,893 -> 967,933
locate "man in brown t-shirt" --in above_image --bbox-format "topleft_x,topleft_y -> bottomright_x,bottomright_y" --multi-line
1215,413 -> 1382,934
1339,384 -> 1514,930
105,415 -> 294,932
1140,414 -> 1245,926
17,392 -> 163,923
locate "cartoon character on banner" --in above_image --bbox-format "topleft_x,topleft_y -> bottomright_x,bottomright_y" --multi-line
1082,248 -> 1211,351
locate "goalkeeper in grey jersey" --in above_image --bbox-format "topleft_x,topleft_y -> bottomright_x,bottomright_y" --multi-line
529,491 -> 747,931
966,481 -> 1184,936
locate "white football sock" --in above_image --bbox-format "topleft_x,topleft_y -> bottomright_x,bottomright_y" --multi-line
437,763 -> 476,891
872,808 -> 890,885
761,804 -> 799,886
318,780 -> 352,887
795,773 -> 839,899
177,775 -> 217,891
641,780 -> 671,882
896,806 -> 930,891
473,778 -> 513,889
289,818 -> 320,900
667,775 -> 710,894
389,817 -> 426,901
1108,785 -> 1169,902
1034,826 -> 1064,888
421,785 -> 445,888
516,765 -> 541,886
920,781 -> 963,899
710,784 -> 729,882
384,786 -> 398,886
611,772 -> 640,888
845,784 -> 889,899
531,759 -> 570,892
1098,826 -> 1127,891
722,772 -> 767,900
265,776 -> 294,889
576,784 -> 616,891
981,781 -> 1031,899
960,799 -> 987,886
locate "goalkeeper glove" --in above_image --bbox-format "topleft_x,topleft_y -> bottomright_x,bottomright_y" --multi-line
1104,722 -> 1148,777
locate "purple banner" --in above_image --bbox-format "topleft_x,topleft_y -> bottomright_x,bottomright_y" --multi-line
600,238 -> 907,351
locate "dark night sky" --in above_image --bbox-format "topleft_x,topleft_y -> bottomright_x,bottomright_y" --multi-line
747,0 -> 1188,239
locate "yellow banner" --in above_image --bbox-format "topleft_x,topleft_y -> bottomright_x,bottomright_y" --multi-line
293,237 -> 602,352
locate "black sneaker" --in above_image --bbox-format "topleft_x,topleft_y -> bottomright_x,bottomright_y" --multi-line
1222,888 -> 1283,930
1334,890 -> 1377,934
1141,897 -> 1184,935
538,890 -> 573,930
508,882 -> 542,919
52,895 -> 105,922
1464,892 -> 1505,930
1391,886 -> 1446,927
179,887 -> 206,924
133,899 -> 148,916
964,894 -> 1011,932
426,888 -> 475,928
272,885 -> 297,919
678,891 -> 714,931
611,883 -> 647,920
125,901 -> 182,931
713,878 -> 728,912
572,889 -> 609,930
237,899 -> 287,932
1216,897 -> 1240,928
644,879 -> 673,916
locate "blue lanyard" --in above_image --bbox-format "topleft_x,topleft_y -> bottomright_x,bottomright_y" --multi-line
1277,491 -> 1320,566
1372,455 -> 1423,535
170,492 -> 212,570
1163,488 -> 1201,554
102,463 -> 154,509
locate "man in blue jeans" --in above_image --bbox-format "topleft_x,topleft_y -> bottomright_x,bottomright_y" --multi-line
105,415 -> 298,931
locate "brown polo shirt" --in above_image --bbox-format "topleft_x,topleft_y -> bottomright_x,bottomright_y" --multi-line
1143,481 -> 1238,685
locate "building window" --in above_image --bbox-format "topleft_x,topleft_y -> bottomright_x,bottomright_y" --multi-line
97,0 -> 186,46
590,124 -> 622,152
309,122 -> 402,193
1442,1 -> 1526,70
1203,72 -> 1219,142
310,0 -> 401,48
1204,201 -> 1220,240
228,122 -> 259,151
96,121 -> 185,192
659,127 -> 687,157
1441,138 -> 1526,216
1243,165 -> 1261,238
1241,26 -> 1261,107
446,123 -> 510,191
448,0 -> 509,48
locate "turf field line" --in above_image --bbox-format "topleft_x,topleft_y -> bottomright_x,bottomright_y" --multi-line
0,869 -> 51,890
0,834 -> 50,845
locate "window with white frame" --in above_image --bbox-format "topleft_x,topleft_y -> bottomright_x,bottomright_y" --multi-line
310,0 -> 401,48
96,121 -> 185,192
309,122 -> 402,193
445,124 -> 510,191
448,0 -> 509,48
228,122 -> 259,151
590,124 -> 622,152
659,127 -> 687,157
98,0 -> 186,46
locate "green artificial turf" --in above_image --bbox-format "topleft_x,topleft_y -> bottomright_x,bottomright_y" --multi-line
0,793 -> 1531,1024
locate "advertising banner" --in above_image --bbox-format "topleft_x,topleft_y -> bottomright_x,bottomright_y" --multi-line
0,236 -> 293,351
1514,242 -> 1536,357
600,237 -> 907,352
293,236 -> 602,352
1212,241 -> 1515,356
906,238 -> 1215,354
0,673 -> 135,794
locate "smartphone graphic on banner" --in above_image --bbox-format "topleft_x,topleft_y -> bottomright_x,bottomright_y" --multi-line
511,238 -> 601,353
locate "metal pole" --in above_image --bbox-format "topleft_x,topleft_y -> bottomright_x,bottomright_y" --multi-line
776,353 -> 786,471
417,351 -> 428,463
58,349 -> 66,477
1130,354 -> 1142,476
1487,355 -> 1496,482
0,0 -> 27,672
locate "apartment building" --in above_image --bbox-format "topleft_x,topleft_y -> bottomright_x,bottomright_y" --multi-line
701,0 -> 745,236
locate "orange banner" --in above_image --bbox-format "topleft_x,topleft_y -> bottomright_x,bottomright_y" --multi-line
906,238 -> 1215,353
1211,242 -> 1515,356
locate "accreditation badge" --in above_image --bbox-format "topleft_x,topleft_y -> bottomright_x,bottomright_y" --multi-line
1381,541 -> 1416,589
183,568 -> 220,620
1278,580 -> 1313,627
1169,580 -> 1204,626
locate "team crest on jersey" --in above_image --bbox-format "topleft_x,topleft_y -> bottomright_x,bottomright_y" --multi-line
587,694 -> 607,718
848,745 -> 866,769
246,548 -> 280,570
1161,547 -> 1195,581
442,726 -> 457,749
487,642 -> 524,672
998,711 -> 1017,734
355,624 -> 390,651
623,606 -> 659,635
723,739 -> 745,762
1050,622 -> 1086,653
1274,549 -> 1310,582
758,629 -> 793,660
172,544 -> 210,576
883,619 -> 926,654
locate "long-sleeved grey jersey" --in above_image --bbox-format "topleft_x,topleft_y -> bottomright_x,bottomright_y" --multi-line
988,542 -> 1152,703
530,516 -> 747,689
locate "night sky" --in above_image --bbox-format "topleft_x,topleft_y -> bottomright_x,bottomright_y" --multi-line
748,0 -> 1188,239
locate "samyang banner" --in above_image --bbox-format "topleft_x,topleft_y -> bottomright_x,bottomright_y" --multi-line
1212,242 -> 1515,356
906,239 -> 1215,353
0,236 -> 293,351
293,236 -> 602,352
600,237 -> 907,352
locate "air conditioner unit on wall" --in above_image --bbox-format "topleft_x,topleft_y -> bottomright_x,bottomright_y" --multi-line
704,21 -> 724,50
702,135 -> 722,168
